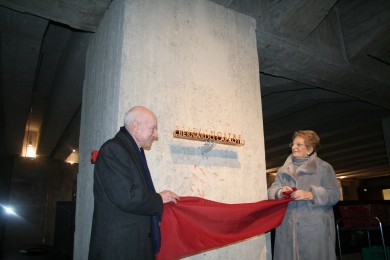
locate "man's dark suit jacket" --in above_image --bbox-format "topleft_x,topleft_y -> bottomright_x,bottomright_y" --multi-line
88,130 -> 163,260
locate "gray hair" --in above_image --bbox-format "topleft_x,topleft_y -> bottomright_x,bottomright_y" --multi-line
123,109 -> 134,126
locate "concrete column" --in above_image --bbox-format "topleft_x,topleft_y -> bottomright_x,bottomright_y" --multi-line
73,0 -> 124,259
74,0 -> 268,259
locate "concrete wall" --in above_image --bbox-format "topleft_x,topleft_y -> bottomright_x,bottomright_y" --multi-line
73,0 -> 125,258
75,0 -> 268,259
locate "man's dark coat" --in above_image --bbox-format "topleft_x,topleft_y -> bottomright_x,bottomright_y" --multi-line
88,130 -> 163,260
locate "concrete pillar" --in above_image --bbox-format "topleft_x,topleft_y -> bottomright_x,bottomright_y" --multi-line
73,0 -> 124,258
74,0 -> 268,259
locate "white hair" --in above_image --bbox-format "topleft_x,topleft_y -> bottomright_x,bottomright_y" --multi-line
123,109 -> 134,126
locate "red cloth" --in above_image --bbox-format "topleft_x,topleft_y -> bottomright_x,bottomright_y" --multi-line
156,196 -> 291,260
281,187 -> 297,198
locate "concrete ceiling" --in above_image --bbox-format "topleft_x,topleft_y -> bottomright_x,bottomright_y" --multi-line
0,0 -> 389,181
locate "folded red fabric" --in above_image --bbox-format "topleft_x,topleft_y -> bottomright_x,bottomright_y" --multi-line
156,196 -> 291,260
281,187 -> 297,198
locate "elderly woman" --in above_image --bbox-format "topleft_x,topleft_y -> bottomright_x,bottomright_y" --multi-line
268,130 -> 340,260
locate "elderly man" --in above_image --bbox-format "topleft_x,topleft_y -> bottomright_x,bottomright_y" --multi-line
89,106 -> 179,260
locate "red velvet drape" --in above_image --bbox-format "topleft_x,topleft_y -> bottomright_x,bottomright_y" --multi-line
156,196 -> 291,260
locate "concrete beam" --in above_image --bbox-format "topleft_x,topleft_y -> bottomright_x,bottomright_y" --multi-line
0,0 -> 112,31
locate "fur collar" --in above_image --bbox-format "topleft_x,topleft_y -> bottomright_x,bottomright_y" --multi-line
280,152 -> 318,176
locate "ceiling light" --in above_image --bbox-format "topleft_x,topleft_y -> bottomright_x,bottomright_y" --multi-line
23,130 -> 38,158
66,149 -> 79,164
25,142 -> 36,158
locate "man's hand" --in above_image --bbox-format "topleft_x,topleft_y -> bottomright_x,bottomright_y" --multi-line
159,190 -> 179,204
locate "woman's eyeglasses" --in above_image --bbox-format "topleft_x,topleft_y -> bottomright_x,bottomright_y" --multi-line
289,143 -> 307,148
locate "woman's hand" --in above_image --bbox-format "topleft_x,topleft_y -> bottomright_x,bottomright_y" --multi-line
291,189 -> 313,200
280,186 -> 297,198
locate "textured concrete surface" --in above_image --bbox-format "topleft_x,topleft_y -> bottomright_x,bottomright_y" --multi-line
75,0 -> 267,259
74,0 -> 125,259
